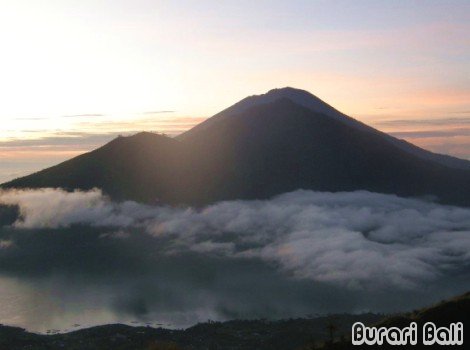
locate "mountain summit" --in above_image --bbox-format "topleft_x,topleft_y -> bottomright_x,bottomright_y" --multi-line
3,88 -> 470,206
219,87 -> 346,119
180,87 -> 470,170
177,87 -> 359,141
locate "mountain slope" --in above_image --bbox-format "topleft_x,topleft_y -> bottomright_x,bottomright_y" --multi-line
2,88 -> 470,206
3,132 -> 183,203
179,87 -> 470,170
176,98 -> 470,206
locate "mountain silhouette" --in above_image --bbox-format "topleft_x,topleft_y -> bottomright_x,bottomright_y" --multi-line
3,88 -> 470,206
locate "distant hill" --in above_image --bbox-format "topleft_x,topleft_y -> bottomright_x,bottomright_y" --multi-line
3,87 -> 470,206
0,314 -> 385,350
2,132 -> 183,203
0,291 -> 468,349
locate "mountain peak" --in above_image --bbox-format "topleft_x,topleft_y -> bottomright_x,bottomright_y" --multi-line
220,87 -> 347,121
112,131 -> 173,143
265,86 -> 314,97
103,131 -> 177,152
266,86 -> 309,94
176,86 -> 370,143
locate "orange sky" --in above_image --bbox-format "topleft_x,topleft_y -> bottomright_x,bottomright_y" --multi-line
0,1 -> 469,182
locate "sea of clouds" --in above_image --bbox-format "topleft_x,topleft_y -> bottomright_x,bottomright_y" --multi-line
1,188 -> 469,291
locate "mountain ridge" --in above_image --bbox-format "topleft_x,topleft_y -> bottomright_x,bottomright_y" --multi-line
179,87 -> 470,170
2,88 -> 470,206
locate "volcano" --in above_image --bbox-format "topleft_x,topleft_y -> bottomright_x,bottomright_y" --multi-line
3,87 -> 470,206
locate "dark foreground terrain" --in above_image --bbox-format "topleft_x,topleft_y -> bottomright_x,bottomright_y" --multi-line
0,314 -> 382,350
311,291 -> 470,350
0,292 -> 468,350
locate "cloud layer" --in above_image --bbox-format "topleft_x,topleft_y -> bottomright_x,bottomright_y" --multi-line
2,188 -> 469,291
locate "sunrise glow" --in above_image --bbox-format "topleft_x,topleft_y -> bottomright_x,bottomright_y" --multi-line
1,0 -> 469,182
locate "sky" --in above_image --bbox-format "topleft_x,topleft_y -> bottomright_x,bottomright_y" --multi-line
0,0 -> 469,182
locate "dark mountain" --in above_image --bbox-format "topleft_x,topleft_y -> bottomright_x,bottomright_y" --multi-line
2,88 -> 470,206
2,132 -> 183,203
179,87 -> 470,170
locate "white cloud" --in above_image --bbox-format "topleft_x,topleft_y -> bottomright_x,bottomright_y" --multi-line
0,240 -> 14,249
1,188 -> 469,290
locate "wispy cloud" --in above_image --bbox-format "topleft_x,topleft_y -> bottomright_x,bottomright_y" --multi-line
390,128 -> 470,139
61,113 -> 105,118
372,117 -> 470,160
374,117 -> 470,127
2,188 -> 470,290
141,111 -> 175,115
13,117 -> 48,121
0,133 -> 119,148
